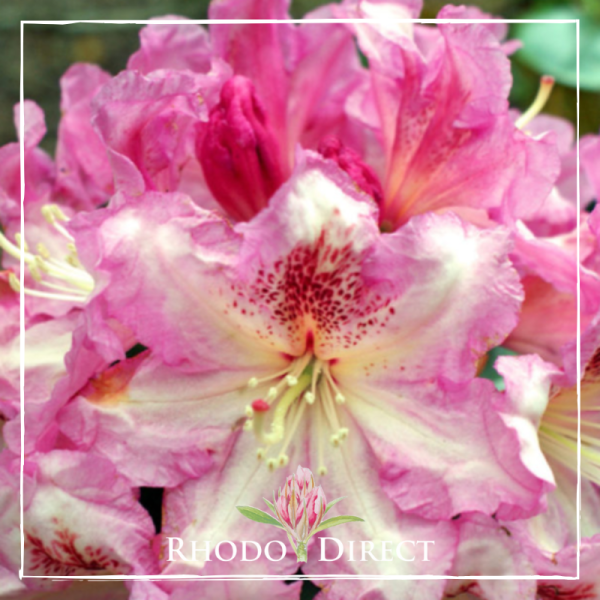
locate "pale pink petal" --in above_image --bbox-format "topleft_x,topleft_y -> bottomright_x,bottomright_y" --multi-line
303,425 -> 456,600
91,66 -> 230,206
68,189 -> 289,368
331,212 -> 522,380
14,100 -> 46,151
54,63 -> 113,211
505,276 -> 579,365
22,450 -> 158,578
128,17 -> 212,74
340,376 -> 554,521
159,431 -> 303,582
444,513 -> 537,599
0,102 -> 54,229
287,8 -> 363,160
438,5 -> 522,55
57,352 -> 252,487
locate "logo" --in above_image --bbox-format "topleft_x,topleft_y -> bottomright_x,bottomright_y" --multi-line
236,465 -> 363,562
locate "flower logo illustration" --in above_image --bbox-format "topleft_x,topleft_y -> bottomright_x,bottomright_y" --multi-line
237,465 -> 363,562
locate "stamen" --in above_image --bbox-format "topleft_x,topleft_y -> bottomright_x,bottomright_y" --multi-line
515,75 -> 555,130
245,405 -> 254,418
316,402 -> 328,477
243,420 -> 253,431
8,272 -> 87,302
304,391 -> 315,404
285,375 -> 298,387
14,232 -> 28,253
335,393 -> 345,404
41,205 -> 75,241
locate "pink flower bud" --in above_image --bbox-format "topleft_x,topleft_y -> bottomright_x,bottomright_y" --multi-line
275,466 -> 327,544
197,75 -> 287,221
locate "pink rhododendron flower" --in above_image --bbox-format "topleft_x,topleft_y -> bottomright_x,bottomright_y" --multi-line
1,0 -> 597,597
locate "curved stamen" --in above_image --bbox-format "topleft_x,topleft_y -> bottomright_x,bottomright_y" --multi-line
515,75 -> 555,130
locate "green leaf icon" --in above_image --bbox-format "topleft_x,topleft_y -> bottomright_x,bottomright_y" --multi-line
236,506 -> 284,528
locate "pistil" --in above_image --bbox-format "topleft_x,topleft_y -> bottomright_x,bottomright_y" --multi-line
515,75 -> 555,130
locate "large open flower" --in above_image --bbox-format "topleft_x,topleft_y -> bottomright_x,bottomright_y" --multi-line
58,152 -> 552,524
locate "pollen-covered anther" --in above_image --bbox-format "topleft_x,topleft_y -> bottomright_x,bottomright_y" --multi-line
14,232 -> 28,252
318,466 -> 328,476
245,404 -> 254,418
8,272 -> 21,293
36,242 -> 50,259
247,377 -> 259,388
278,453 -> 289,467
304,391 -> 315,404
335,393 -> 345,405
267,458 -> 278,472
41,203 -> 69,224
330,434 -> 341,448
267,387 -> 278,401
256,448 -> 266,460
243,419 -> 254,431
285,375 -> 298,387
338,427 -> 349,441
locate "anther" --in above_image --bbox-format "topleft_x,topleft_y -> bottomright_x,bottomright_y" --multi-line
28,262 -> 42,282
36,243 -> 50,259
267,458 -> 277,471
267,387 -> 278,401
245,405 -> 254,418
335,393 -> 345,404
256,448 -> 266,460
318,466 -> 328,476
8,273 -> 20,293
330,434 -> 340,448
285,375 -> 298,387
338,427 -> 349,441
248,377 -> 259,388
243,420 -> 253,431
14,233 -> 28,252
304,391 -> 315,404
278,454 -> 289,467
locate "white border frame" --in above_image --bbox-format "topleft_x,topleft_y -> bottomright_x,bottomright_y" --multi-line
18,16 -> 581,583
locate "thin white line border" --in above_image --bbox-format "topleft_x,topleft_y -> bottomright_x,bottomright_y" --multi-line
19,15 -> 581,583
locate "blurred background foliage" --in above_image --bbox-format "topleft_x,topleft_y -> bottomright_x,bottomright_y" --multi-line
1,0 -> 598,152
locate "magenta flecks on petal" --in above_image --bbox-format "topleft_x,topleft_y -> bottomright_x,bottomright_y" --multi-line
318,137 -> 383,209
197,75 -> 288,221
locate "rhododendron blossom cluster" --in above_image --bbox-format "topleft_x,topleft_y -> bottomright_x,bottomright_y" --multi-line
1,0 -> 599,599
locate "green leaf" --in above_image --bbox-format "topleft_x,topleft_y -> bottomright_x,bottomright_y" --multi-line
512,5 -> 600,91
324,496 -> 346,514
236,506 -> 284,528
263,498 -> 277,515
312,515 -> 364,535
